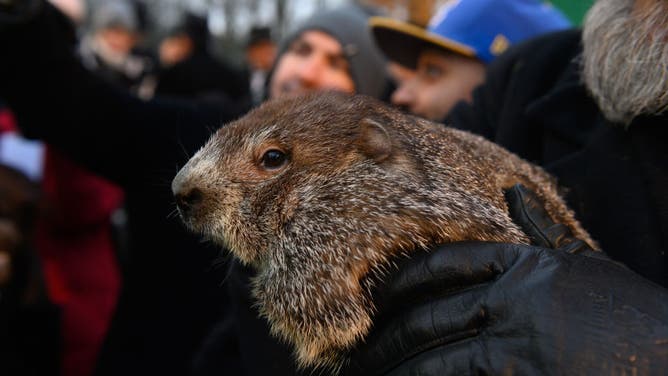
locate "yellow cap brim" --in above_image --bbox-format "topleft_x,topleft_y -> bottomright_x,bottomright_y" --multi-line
369,16 -> 476,69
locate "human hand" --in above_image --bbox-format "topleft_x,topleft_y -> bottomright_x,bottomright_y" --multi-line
345,186 -> 668,375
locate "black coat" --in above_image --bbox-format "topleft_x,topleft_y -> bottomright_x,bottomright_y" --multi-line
448,29 -> 667,287
155,49 -> 251,103
1,5 -> 250,375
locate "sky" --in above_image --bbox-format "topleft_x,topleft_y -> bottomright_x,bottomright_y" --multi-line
207,0 -> 350,37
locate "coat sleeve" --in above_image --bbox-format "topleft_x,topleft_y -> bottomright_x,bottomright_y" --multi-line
0,2 -> 243,188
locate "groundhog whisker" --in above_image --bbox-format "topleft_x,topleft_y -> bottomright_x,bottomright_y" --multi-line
200,251 -> 234,286
166,208 -> 180,220
176,139 -> 192,160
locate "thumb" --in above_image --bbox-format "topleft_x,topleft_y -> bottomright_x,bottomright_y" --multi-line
503,184 -> 593,255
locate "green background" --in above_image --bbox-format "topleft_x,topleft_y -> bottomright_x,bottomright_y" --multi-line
552,0 -> 595,25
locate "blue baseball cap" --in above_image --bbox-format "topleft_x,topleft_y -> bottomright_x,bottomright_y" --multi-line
370,0 -> 571,67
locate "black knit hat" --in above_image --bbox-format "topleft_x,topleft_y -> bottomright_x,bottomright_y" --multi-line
273,5 -> 388,99
247,26 -> 273,48
165,12 -> 209,50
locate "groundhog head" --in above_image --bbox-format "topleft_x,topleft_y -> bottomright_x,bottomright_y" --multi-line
173,92 -> 589,371
173,92 -> 437,369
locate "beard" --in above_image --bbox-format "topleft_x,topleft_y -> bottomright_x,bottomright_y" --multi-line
582,0 -> 668,125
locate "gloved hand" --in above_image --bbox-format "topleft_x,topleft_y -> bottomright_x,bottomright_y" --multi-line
345,185 -> 668,375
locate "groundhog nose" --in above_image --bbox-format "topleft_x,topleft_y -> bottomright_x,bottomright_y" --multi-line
174,188 -> 204,215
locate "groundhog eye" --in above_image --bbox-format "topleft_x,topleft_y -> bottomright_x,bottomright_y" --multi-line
261,149 -> 288,170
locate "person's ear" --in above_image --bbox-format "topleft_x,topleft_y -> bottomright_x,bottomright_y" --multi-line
357,118 -> 392,163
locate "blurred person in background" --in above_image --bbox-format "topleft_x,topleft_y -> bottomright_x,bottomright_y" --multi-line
0,162 -> 61,376
1,96 -> 124,376
245,26 -> 277,105
445,0 -> 668,287
78,0 -> 153,93
267,6 -> 388,101
8,2 -> 131,375
371,0 -> 571,121
154,12 -> 250,106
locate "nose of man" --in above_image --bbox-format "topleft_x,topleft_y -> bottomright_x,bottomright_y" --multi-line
295,55 -> 323,89
391,81 -> 417,111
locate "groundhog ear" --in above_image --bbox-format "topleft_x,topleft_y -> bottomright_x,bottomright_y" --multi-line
358,118 -> 392,163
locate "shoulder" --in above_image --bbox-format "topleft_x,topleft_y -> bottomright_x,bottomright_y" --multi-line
498,29 -> 582,66
485,29 -> 583,95
447,29 -> 586,156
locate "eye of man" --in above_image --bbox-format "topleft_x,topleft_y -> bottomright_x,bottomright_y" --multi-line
328,54 -> 350,73
289,39 -> 312,57
418,62 -> 445,81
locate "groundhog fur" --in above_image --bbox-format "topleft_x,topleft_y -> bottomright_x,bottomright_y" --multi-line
173,92 -> 596,372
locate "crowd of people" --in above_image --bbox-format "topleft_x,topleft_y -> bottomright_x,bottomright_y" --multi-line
0,0 -> 666,375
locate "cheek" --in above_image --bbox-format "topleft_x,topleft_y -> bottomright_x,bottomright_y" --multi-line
415,80 -> 462,120
436,76 -> 481,104
269,56 -> 295,96
321,69 -> 355,93
454,66 -> 485,100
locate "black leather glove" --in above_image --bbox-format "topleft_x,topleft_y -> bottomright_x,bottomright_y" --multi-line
345,185 -> 668,375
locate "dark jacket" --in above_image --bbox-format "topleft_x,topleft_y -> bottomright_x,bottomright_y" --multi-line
0,4 -> 250,375
155,49 -> 251,103
448,29 -> 667,287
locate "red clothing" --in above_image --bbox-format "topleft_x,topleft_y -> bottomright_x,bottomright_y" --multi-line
1,107 -> 123,376
36,148 -> 123,376
0,108 -> 16,132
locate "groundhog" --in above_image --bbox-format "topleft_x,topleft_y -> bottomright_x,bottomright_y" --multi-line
172,92 -> 596,372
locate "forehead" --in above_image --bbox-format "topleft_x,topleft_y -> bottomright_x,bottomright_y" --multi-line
292,30 -> 344,55
417,48 -> 473,66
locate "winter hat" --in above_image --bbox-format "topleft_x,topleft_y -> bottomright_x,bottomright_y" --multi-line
91,0 -> 138,32
371,0 -> 571,67
247,26 -> 273,48
274,5 -> 388,99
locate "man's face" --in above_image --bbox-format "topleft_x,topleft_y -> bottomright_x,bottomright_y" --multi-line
386,62 -> 416,88
159,34 -> 194,67
269,31 -> 355,98
246,41 -> 277,71
390,50 -> 485,121
97,26 -> 138,56
582,0 -> 668,124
